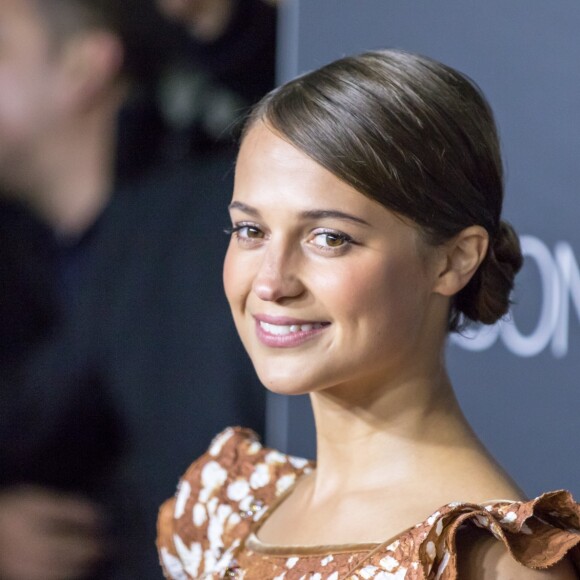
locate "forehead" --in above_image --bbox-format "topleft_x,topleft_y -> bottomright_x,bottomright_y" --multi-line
234,123 -> 432,256
238,123 -> 322,180
235,123 -> 376,215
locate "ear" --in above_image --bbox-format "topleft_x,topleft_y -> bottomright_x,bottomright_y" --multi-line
432,226 -> 489,297
57,30 -> 125,110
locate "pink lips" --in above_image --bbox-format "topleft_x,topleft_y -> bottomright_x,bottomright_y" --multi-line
253,315 -> 330,348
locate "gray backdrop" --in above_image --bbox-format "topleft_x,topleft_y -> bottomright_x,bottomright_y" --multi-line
265,0 -> 580,499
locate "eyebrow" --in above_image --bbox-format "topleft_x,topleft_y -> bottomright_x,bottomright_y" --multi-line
301,209 -> 371,226
228,201 -> 260,216
228,202 -> 371,227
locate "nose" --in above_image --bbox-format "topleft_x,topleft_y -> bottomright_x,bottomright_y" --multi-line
252,242 -> 305,302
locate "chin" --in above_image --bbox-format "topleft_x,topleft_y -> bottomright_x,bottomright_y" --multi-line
254,366 -> 315,396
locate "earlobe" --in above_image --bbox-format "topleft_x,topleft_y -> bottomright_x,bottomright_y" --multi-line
433,226 -> 489,297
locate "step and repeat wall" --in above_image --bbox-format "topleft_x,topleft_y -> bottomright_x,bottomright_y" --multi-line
266,0 -> 580,497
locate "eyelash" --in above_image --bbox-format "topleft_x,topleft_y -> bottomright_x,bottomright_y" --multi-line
224,223 -> 264,240
224,223 -> 357,253
309,230 -> 355,253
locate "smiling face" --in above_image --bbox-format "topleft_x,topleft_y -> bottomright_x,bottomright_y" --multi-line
224,123 -> 450,397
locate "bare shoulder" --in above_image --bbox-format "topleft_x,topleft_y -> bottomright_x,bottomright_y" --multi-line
456,525 -> 578,580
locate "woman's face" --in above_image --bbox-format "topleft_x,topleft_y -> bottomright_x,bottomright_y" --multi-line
224,123 -> 446,397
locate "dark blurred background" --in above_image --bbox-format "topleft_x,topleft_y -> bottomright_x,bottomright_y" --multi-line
0,1 -> 275,578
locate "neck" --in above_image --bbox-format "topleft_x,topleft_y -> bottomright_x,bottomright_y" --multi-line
308,355 -> 482,499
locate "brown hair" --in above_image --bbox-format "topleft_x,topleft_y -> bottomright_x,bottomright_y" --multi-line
244,49 -> 523,331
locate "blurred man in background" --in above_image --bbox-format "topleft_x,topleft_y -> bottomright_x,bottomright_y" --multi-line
0,0 -> 275,577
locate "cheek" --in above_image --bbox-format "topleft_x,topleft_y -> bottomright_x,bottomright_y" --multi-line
223,245 -> 252,313
222,244 -> 238,307
223,246 -> 260,356
330,255 -> 427,329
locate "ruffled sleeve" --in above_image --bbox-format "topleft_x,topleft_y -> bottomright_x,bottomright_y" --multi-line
156,426 -> 313,579
415,491 -> 580,579
355,491 -> 579,579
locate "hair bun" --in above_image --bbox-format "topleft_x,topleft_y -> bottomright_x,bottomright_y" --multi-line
455,220 -> 523,327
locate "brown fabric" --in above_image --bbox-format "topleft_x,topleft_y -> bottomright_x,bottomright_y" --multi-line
157,427 -> 580,579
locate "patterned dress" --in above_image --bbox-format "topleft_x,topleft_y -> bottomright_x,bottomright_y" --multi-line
157,427 -> 580,579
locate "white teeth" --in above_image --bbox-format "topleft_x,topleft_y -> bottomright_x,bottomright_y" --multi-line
259,321 -> 325,335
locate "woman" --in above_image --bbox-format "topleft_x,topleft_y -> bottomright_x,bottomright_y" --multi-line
157,50 -> 580,579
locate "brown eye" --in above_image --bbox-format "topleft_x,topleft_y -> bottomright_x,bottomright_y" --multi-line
245,227 -> 263,238
324,234 -> 345,247
311,231 -> 352,250
235,225 -> 264,239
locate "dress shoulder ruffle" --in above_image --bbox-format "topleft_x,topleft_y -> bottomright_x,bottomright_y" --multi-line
157,427 -> 314,578
360,490 -> 580,579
